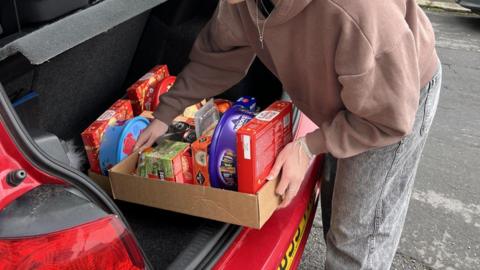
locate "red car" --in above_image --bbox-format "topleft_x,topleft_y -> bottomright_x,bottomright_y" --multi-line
0,0 -> 323,269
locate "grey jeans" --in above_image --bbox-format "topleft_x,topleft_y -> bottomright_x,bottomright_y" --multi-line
321,63 -> 442,270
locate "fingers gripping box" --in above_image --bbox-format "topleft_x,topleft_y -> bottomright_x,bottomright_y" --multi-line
236,101 -> 293,194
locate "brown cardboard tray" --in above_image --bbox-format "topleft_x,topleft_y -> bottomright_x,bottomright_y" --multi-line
109,153 -> 281,229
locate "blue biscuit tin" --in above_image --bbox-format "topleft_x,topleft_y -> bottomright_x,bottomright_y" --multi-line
99,116 -> 149,175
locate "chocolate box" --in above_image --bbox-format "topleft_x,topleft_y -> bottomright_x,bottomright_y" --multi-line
236,101 -> 293,194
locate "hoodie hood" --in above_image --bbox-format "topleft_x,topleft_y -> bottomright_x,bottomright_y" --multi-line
245,0 -> 312,26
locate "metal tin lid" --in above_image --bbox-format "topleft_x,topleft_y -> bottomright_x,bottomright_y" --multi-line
99,116 -> 149,175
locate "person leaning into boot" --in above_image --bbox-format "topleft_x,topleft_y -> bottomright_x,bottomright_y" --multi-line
133,0 -> 442,268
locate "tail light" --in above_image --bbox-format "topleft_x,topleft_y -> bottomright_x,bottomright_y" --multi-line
0,87 -> 148,269
0,215 -> 144,270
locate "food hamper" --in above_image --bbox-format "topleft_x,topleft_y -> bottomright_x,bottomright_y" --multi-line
83,64 -> 294,228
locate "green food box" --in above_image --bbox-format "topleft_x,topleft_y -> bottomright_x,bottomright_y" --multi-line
136,140 -> 193,183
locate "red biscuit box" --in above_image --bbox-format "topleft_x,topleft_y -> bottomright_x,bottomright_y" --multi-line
127,65 -> 169,115
143,76 -> 176,112
236,101 -> 293,194
85,147 -> 101,174
81,99 -> 133,148
177,149 -> 194,185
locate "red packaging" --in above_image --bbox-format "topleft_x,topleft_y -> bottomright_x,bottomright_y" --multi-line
191,135 -> 212,186
214,99 -> 232,114
81,99 -> 133,148
236,101 -> 293,194
127,65 -> 169,115
86,147 -> 101,174
143,76 -> 176,112
177,149 -> 194,184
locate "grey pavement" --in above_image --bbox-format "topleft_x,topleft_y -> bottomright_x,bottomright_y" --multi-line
300,10 -> 480,270
417,0 -> 471,13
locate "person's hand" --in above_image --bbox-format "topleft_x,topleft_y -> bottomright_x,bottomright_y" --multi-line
133,119 -> 169,153
267,138 -> 314,208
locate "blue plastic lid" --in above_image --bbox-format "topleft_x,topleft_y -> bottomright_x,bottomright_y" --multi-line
99,116 -> 149,175
116,116 -> 149,161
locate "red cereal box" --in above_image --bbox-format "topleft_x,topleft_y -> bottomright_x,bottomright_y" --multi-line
81,99 -> 133,148
127,65 -> 169,115
236,101 -> 293,194
191,135 -> 212,186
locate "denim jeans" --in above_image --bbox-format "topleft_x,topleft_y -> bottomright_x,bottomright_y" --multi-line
321,63 -> 442,270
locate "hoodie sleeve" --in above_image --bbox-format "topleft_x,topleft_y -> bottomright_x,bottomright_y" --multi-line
153,5 -> 255,123
306,21 -> 421,158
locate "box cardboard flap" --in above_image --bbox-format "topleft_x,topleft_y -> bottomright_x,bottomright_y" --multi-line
110,153 -> 262,228
256,178 -> 282,227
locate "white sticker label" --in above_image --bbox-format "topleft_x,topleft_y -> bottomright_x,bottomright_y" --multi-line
98,110 -> 116,121
255,110 -> 279,122
243,135 -> 251,160
139,72 -> 154,81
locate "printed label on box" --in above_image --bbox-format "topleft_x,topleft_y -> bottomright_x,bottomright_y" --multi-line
139,72 -> 154,81
98,110 -> 116,121
256,110 -> 280,122
243,135 -> 251,160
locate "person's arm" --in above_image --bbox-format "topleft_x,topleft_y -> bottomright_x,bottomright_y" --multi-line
134,4 -> 255,152
153,6 -> 255,124
305,22 -> 421,158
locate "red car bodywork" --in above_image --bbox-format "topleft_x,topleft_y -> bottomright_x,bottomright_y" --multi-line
0,121 -> 64,211
0,111 -> 322,269
214,114 -> 323,270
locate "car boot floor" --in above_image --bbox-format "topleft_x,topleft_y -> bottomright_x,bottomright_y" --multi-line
117,201 -> 220,269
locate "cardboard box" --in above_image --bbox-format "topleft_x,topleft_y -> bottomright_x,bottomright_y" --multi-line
236,101 -> 293,194
109,153 -> 281,229
88,170 -> 112,196
136,141 -> 193,184
127,65 -> 169,115
191,135 -> 211,186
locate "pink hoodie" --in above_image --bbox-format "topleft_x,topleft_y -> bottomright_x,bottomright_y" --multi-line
154,0 -> 438,158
